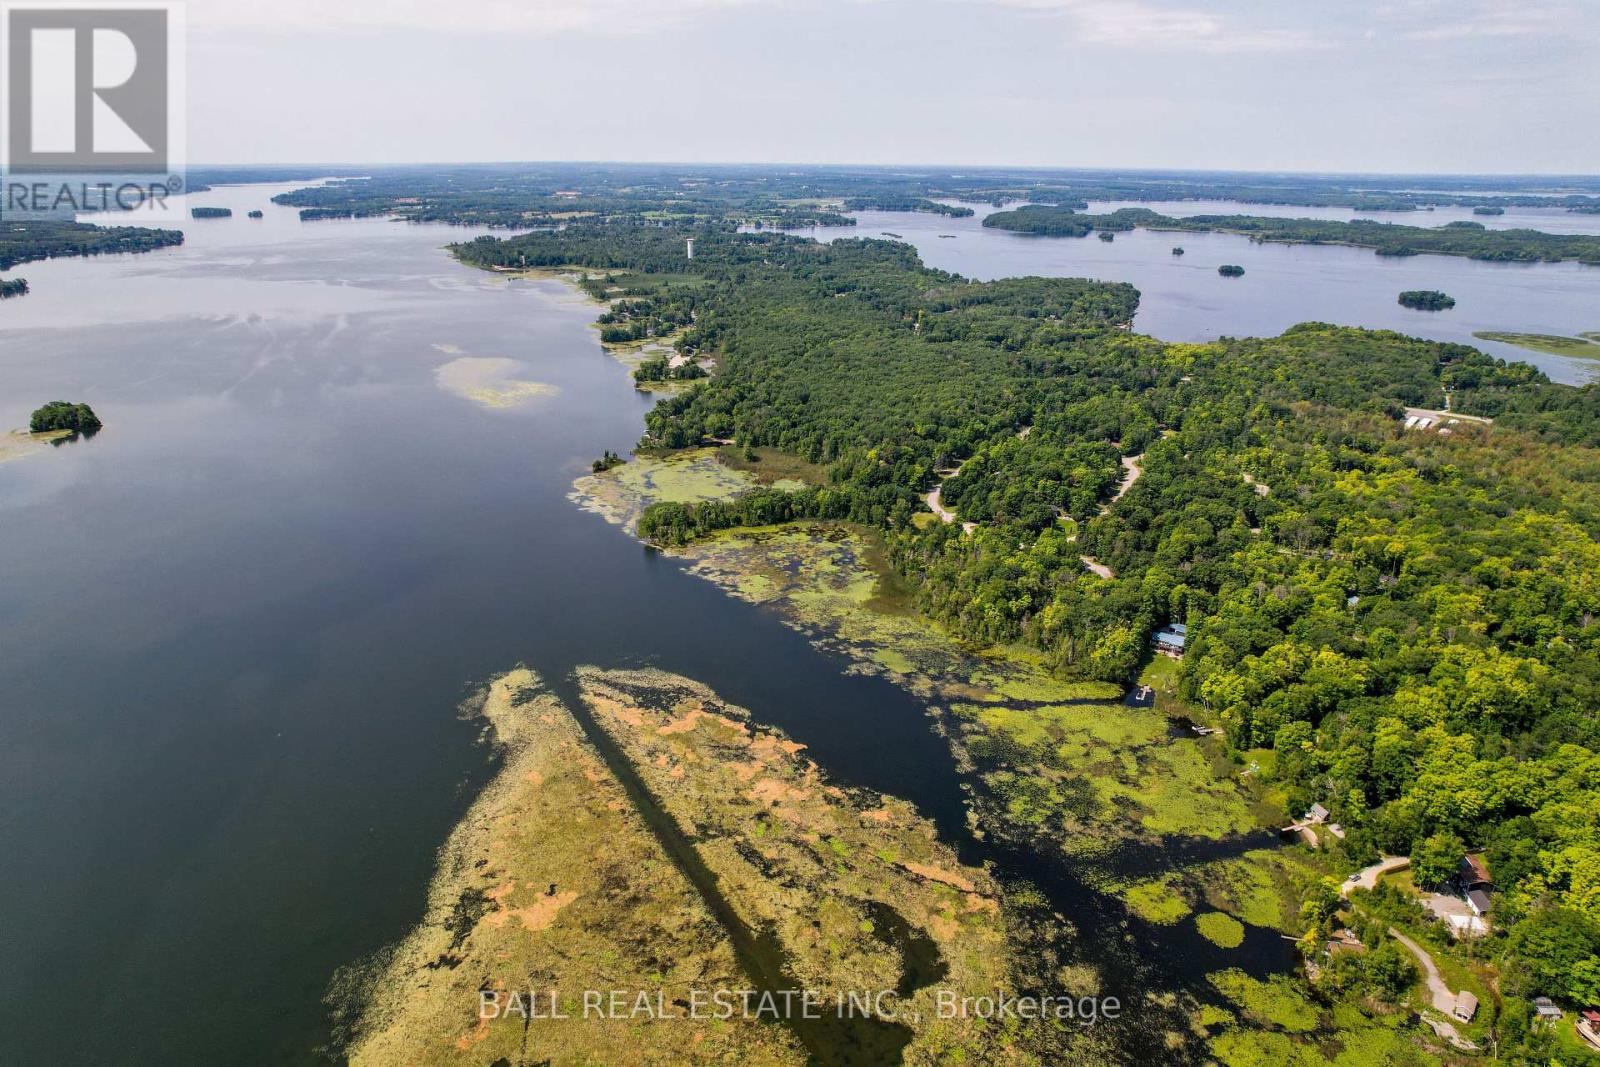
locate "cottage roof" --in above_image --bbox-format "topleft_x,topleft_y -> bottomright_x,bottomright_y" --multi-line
1152,625 -> 1188,649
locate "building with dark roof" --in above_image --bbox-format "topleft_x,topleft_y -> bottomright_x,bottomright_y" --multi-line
1459,853 -> 1492,889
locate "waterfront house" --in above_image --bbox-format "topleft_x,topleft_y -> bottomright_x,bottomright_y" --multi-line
1152,622 -> 1188,657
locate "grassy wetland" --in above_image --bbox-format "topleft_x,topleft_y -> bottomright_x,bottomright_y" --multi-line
353,434 -> 1315,1064
571,456 -> 1278,854
575,668 -> 1033,1065
567,448 -> 1328,1061
337,664 -> 1092,1065
1472,329 -> 1600,360
333,669 -> 802,1066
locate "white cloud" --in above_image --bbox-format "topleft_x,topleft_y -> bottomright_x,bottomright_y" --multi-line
975,0 -> 1316,52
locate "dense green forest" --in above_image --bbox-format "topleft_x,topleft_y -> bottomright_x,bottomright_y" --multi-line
0,221 -> 183,272
982,205 -> 1116,236
981,205 -> 1600,264
453,216 -> 1600,1044
842,196 -> 975,217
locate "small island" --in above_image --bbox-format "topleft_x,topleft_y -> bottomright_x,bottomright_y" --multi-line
0,277 -> 27,299
591,449 -> 624,472
1398,289 -> 1456,311
1171,247 -> 1184,256
190,207 -> 233,219
1217,264 -> 1245,277
1097,231 -> 1115,242
1473,206 -> 1506,216
247,209 -> 264,219
30,400 -> 101,434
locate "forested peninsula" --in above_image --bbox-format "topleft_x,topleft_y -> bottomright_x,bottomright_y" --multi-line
0,220 -> 184,272
982,205 -> 1600,264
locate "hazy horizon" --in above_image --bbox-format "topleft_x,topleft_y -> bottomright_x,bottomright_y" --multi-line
190,160 -> 1600,180
182,0 -> 1600,174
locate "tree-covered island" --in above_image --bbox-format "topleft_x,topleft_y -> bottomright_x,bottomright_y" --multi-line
1399,289 -> 1457,310
29,401 -> 101,434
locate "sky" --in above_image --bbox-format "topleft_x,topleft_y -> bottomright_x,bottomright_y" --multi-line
183,0 -> 1600,174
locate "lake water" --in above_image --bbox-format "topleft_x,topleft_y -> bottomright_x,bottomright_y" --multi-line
6,180 -> 1592,1063
780,200 -> 1600,385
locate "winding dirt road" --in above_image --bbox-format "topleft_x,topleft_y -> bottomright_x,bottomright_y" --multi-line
926,466 -> 977,534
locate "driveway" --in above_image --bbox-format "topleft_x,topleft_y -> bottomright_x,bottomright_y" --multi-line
1342,855 -> 1409,897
